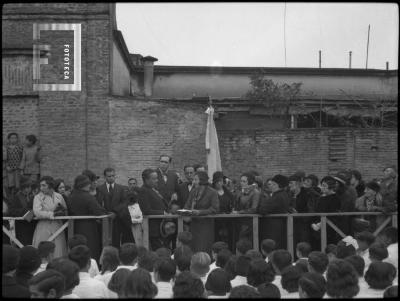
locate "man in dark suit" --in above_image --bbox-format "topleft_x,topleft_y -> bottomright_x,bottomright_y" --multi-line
97,167 -> 133,248
138,168 -> 170,251
177,164 -> 195,209
156,155 -> 180,205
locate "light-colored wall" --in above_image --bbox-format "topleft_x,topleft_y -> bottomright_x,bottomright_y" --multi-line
152,72 -> 397,100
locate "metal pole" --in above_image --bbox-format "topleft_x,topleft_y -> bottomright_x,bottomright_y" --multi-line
319,50 -> 321,68
366,24 -> 370,69
386,61 -> 389,70
349,51 -> 352,69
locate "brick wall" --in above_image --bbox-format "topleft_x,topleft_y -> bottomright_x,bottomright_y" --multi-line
109,98 -> 398,186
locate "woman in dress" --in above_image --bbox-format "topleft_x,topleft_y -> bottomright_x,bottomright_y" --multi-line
234,172 -> 261,245
32,176 -> 68,258
184,171 -> 219,254
212,171 -> 235,251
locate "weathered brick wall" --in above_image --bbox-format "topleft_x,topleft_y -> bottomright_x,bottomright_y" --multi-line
109,98 -> 398,186
2,97 -> 39,142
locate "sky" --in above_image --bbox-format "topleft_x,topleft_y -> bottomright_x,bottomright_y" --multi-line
116,3 -> 398,69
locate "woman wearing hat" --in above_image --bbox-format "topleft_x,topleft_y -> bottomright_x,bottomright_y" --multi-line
184,171 -> 219,254
258,174 -> 291,249
67,175 -> 107,261
32,176 -> 68,258
212,171 -> 235,250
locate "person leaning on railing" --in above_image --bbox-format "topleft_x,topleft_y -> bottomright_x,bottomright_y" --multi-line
258,175 -> 290,249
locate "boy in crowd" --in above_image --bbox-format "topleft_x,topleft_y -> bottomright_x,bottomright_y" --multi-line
271,249 -> 293,296
35,241 -> 55,275
236,239 -> 252,256
355,231 -> 375,271
68,245 -> 108,298
154,258 -> 176,298
261,238 -> 276,263
369,242 -> 389,263
28,270 -> 65,298
68,234 -> 99,278
230,255 -> 251,288
296,242 -> 312,265
210,241 -> 229,272
190,252 -> 211,285
307,251 -> 329,279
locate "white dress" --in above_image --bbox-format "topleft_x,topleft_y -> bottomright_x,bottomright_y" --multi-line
32,191 -> 67,258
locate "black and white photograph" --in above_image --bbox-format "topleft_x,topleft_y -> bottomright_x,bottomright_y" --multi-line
2,2 -> 398,298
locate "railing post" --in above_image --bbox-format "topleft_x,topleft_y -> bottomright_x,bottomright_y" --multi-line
392,214 -> 397,228
177,216 -> 183,246
68,218 -> 74,241
142,217 -> 149,250
102,216 -> 109,247
287,215 -> 294,259
252,216 -> 259,251
320,216 -> 327,252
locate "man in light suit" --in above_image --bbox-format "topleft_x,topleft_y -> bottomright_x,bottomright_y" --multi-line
97,167 -> 133,248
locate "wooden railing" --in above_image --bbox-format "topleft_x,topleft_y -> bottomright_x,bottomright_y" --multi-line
3,214 -> 114,249
143,212 -> 397,257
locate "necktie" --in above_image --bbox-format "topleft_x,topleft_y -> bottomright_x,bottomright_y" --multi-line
109,184 -> 114,197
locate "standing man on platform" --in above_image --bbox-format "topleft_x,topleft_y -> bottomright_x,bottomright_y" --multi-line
97,167 -> 133,248
157,155 -> 180,208
138,168 -> 170,251
177,165 -> 195,209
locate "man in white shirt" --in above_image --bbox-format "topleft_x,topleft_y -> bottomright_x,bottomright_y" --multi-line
35,241 -> 55,275
190,252 -> 211,285
210,242 -> 229,273
102,243 -> 138,287
261,239 -> 276,263
230,256 -> 251,288
154,258 -> 176,298
67,234 -> 99,278
68,245 -> 108,298
270,250 -> 293,296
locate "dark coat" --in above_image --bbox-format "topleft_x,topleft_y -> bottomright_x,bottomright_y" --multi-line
177,182 -> 193,209
67,189 -> 107,261
258,190 -> 290,249
15,270 -> 33,288
314,193 -> 341,244
184,185 -> 219,253
8,191 -> 36,246
2,275 -> 30,298
138,185 -> 169,237
156,168 -> 180,201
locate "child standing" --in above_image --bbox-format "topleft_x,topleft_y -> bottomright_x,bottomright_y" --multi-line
5,133 -> 24,196
127,192 -> 143,246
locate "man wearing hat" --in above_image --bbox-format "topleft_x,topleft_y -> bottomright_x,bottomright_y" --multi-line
258,174 -> 291,249
2,245 -> 30,298
67,174 -> 107,261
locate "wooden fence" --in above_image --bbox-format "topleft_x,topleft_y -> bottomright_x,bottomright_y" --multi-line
3,214 -> 113,249
142,212 -> 397,257
3,212 -> 397,258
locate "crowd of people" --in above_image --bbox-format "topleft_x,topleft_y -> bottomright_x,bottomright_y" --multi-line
2,132 -> 398,298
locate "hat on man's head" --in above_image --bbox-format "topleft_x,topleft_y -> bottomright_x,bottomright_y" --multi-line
82,169 -> 99,182
74,175 -> 92,190
365,181 -> 380,193
334,170 -> 351,185
271,175 -> 289,189
3,245 -> 20,273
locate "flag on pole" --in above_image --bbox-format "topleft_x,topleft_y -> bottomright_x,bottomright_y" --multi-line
205,103 -> 222,180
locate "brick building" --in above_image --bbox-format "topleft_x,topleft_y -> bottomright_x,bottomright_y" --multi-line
2,3 -> 398,186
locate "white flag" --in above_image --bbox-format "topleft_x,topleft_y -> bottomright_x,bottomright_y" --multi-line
205,106 -> 222,180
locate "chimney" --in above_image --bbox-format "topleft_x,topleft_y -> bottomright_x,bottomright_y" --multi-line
349,51 -> 352,69
141,56 -> 158,97
319,50 -> 321,68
